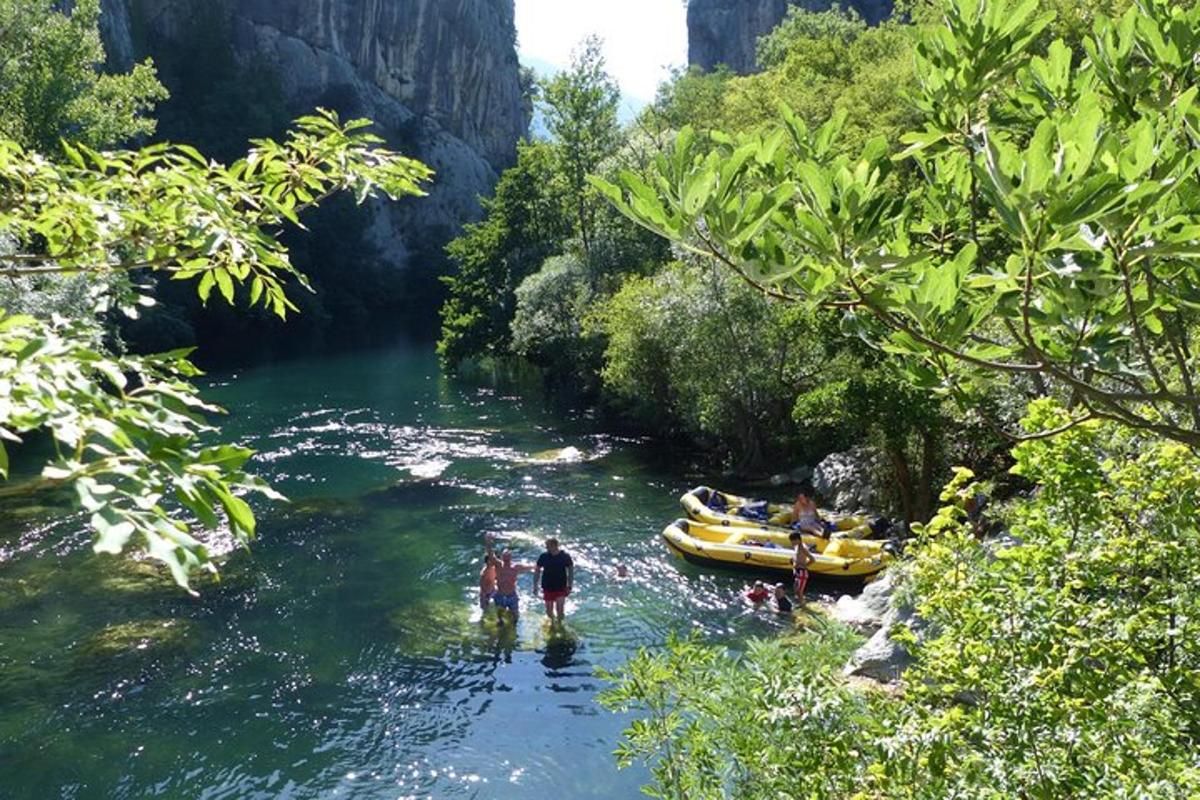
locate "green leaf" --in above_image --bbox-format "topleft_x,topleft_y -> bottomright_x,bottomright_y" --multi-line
91,510 -> 136,555
197,271 -> 216,304
220,491 -> 256,540
214,269 -> 235,305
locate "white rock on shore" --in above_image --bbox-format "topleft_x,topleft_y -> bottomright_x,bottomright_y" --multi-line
839,571 -> 925,685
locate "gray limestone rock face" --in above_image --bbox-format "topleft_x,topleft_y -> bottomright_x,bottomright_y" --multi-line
842,604 -> 916,683
687,0 -> 895,74
812,445 -> 884,512
99,0 -> 528,271
830,570 -> 895,633
841,573 -> 923,684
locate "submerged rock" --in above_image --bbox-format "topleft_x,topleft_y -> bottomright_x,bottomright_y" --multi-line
76,618 -> 197,663
0,577 -> 40,613
526,446 -> 585,464
97,558 -> 180,596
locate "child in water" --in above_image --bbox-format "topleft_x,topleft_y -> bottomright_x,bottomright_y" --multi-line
479,533 -> 498,611
745,581 -> 770,603
773,583 -> 793,614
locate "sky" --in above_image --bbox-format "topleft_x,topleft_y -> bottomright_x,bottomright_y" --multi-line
514,0 -> 689,115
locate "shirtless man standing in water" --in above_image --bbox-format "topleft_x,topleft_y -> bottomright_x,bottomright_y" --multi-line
491,541 -> 535,626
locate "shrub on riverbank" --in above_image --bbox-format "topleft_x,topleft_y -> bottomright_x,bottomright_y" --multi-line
605,403 -> 1200,798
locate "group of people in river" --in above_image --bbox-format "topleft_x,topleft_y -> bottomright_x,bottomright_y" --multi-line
473,492 -> 827,624
742,529 -> 814,615
739,493 -> 824,614
477,532 -> 574,625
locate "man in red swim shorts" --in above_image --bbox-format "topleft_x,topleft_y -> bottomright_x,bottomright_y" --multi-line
532,537 -> 574,622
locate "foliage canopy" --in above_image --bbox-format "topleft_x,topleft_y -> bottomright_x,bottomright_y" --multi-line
0,0 -> 167,151
597,0 -> 1200,449
1,111 -> 431,589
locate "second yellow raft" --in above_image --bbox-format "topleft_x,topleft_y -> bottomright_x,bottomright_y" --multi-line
680,486 -> 875,539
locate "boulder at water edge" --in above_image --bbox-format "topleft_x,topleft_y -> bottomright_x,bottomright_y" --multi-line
841,572 -> 925,684
831,571 -> 896,633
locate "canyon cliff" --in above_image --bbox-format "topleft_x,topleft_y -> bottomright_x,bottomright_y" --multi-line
101,0 -> 528,271
688,0 -> 894,74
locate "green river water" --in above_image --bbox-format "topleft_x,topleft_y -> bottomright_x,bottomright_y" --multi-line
0,344 -> 827,799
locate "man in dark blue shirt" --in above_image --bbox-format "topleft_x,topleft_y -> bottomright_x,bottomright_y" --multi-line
532,537 -> 574,622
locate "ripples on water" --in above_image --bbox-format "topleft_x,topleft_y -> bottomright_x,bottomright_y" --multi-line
0,346 -> 829,799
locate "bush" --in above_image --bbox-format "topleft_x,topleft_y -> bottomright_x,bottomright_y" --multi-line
511,253 -> 601,383
595,261 -> 834,472
604,401 -> 1200,798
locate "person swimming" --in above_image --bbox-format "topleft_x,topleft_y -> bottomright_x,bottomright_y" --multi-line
745,581 -> 770,603
773,583 -> 793,614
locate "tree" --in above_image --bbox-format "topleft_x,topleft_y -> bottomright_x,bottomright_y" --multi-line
794,365 -> 946,522
0,0 -> 167,151
510,252 -> 601,387
595,261 -> 832,473
599,628 -> 875,800
595,0 -> 1200,449
541,36 -> 621,256
438,140 -> 571,365
0,111 -> 432,590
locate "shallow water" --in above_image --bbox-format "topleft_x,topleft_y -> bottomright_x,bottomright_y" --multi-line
0,345 -> 833,799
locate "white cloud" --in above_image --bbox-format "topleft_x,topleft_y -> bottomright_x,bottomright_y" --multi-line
514,0 -> 688,105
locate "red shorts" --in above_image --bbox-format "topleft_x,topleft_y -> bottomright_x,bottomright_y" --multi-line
793,569 -> 809,595
543,588 -> 570,603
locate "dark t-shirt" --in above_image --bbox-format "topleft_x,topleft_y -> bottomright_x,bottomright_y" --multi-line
776,595 -> 793,613
536,551 -> 573,591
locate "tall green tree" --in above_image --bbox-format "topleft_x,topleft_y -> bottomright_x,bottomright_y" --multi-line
597,0 -> 1200,449
0,0 -> 166,151
438,140 -> 571,365
595,261 -> 831,472
541,36 -> 621,256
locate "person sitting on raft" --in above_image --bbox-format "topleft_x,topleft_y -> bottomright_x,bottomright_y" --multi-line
745,581 -> 770,603
791,493 -> 826,536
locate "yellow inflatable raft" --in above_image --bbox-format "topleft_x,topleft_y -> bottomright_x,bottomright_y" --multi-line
680,486 -> 875,539
661,518 -> 890,580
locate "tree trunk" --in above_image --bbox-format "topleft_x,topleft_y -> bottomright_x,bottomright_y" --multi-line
917,429 -> 938,523
887,444 -> 916,524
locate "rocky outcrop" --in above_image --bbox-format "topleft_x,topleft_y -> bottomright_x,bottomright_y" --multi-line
831,570 -> 896,633
812,446 -> 884,512
687,0 -> 895,74
840,571 -> 923,684
100,0 -> 528,270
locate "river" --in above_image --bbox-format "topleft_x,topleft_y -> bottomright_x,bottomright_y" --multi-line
0,344 -> 815,799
